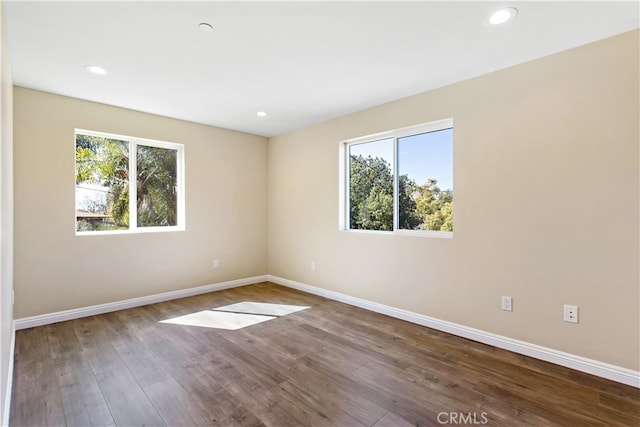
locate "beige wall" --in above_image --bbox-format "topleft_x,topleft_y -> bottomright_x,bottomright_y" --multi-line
268,30 -> 639,370
13,88 -> 268,318
0,0 -> 13,421
11,30 -> 639,373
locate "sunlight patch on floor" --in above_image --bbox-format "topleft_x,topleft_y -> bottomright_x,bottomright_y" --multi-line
160,310 -> 276,330
214,301 -> 310,316
159,302 -> 310,330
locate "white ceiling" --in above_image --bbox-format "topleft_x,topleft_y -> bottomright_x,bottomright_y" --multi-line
4,1 -> 639,137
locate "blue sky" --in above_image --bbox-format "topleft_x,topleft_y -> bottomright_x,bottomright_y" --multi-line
349,128 -> 453,191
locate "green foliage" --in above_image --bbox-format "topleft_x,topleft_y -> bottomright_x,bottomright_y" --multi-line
349,155 -> 453,232
398,174 -> 421,229
363,187 -> 394,231
76,219 -> 94,232
414,179 -> 453,232
425,202 -> 453,232
349,155 -> 393,230
136,146 -> 178,227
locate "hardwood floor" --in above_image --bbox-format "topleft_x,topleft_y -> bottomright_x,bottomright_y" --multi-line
9,282 -> 639,426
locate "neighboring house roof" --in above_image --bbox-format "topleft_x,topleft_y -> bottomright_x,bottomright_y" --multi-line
76,210 -> 109,219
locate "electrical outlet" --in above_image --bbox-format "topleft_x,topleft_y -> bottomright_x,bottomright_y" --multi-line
310,261 -> 316,271
501,296 -> 512,311
213,259 -> 220,269
564,304 -> 578,323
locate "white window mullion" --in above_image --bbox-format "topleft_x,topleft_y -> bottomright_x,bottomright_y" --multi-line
176,145 -> 186,229
129,140 -> 137,232
341,144 -> 348,230
392,137 -> 399,231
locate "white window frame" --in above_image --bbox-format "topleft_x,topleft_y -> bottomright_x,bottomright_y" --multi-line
339,118 -> 453,238
75,129 -> 185,236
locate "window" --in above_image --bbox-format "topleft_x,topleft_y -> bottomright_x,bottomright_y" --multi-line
342,119 -> 453,236
75,130 -> 184,234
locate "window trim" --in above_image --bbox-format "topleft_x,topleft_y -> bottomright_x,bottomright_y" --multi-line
75,129 -> 185,236
339,118 -> 453,238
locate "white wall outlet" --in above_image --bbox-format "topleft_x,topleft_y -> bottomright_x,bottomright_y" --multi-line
501,296 -> 512,311
310,261 -> 316,271
564,304 -> 578,323
213,259 -> 220,269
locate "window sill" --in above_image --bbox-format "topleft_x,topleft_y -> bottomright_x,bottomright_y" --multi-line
339,229 -> 453,239
76,226 -> 185,236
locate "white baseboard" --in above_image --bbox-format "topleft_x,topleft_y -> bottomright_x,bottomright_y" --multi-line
2,323 -> 15,427
267,275 -> 640,388
12,274 -> 639,388
15,275 -> 269,330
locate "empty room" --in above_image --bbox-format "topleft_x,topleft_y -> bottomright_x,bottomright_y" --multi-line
0,1 -> 638,426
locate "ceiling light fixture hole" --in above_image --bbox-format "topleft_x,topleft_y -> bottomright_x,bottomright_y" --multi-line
199,23 -> 214,32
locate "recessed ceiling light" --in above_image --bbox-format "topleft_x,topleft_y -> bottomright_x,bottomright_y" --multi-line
85,65 -> 107,75
489,7 -> 518,25
198,22 -> 214,32
257,111 -> 268,117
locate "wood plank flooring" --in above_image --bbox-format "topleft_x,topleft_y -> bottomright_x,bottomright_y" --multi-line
9,282 -> 640,426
